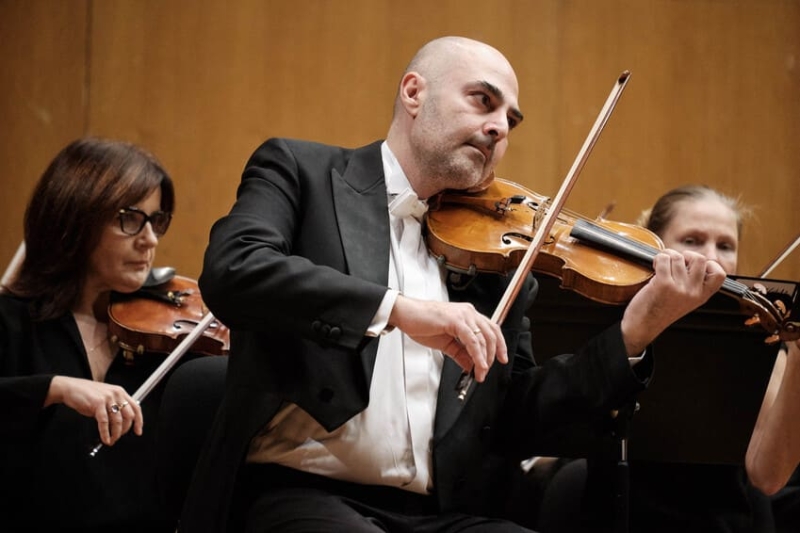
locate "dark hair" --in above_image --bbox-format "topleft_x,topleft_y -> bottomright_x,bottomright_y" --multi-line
7,137 -> 175,319
638,184 -> 748,240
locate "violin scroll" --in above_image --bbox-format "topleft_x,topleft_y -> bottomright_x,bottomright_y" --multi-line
741,284 -> 799,344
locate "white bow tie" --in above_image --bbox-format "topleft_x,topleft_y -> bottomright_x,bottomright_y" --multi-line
389,188 -> 428,220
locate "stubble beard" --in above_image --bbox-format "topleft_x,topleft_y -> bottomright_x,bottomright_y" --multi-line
414,139 -> 487,194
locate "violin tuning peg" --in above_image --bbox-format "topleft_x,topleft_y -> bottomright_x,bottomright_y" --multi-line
744,316 -> 761,327
764,334 -> 781,345
752,282 -> 768,296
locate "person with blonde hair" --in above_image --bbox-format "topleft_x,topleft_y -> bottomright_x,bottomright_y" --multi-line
538,184 -> 794,533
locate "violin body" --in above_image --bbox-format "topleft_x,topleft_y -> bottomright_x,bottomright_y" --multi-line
108,275 -> 230,362
426,178 -> 664,305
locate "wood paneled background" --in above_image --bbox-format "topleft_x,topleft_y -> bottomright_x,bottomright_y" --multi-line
2,0 -> 798,287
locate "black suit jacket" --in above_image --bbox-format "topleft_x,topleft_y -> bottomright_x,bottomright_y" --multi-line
179,138 -> 651,532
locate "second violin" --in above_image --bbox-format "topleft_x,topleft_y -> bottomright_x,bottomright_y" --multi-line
108,273 -> 230,362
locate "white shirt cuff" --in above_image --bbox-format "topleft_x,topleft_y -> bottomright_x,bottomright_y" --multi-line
366,289 -> 400,337
629,349 -> 646,366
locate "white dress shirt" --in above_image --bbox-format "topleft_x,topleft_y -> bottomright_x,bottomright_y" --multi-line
246,142 -> 448,495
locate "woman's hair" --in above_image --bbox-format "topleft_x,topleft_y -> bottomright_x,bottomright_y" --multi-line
638,184 -> 749,239
7,137 -> 175,319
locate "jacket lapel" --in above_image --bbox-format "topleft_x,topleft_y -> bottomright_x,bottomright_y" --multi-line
332,141 -> 390,286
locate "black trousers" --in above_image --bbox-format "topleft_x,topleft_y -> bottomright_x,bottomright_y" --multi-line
236,463 -> 536,533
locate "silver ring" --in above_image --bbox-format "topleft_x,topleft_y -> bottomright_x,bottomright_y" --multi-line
472,328 -> 482,335
109,403 -> 121,414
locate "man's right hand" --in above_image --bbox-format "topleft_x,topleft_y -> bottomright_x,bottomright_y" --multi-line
388,295 -> 507,383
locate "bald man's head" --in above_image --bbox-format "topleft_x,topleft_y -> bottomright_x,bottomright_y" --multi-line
385,36 -> 521,198
392,37 -> 514,118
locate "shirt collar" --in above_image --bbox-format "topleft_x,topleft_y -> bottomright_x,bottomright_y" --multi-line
382,141 -> 412,197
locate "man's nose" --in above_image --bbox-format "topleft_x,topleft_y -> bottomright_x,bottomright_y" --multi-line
485,112 -> 510,140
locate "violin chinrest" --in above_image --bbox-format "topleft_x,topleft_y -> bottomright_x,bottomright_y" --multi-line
144,266 -> 176,287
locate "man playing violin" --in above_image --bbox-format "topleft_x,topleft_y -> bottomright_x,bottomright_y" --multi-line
0,137 -> 178,532
181,35 -> 726,533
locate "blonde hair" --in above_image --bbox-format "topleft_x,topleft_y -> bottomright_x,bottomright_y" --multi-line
638,185 -> 750,239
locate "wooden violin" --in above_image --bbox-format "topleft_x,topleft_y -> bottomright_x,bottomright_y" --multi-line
427,178 -> 663,305
425,178 -> 799,345
108,274 -> 230,363
431,70 -> 796,399
90,271 -> 228,457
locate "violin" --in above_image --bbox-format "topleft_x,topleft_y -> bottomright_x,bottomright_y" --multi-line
425,178 -> 799,345
433,70 -> 796,399
108,273 -> 230,362
90,271 -> 228,457
427,178 -> 663,305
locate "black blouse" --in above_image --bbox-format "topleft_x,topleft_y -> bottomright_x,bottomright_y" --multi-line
0,294 -> 175,532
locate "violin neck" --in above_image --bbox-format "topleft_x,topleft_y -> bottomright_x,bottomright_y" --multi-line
569,219 -> 746,298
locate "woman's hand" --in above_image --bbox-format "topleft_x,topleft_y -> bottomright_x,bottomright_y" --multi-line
46,376 -> 143,446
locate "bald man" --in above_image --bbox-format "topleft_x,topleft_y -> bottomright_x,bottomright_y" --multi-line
179,36 -> 725,533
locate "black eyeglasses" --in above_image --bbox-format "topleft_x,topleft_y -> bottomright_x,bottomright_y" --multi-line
117,207 -> 172,237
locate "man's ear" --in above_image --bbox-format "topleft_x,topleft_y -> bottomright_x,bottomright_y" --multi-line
399,72 -> 425,117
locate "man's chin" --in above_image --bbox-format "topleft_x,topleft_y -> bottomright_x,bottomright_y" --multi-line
465,172 -> 494,193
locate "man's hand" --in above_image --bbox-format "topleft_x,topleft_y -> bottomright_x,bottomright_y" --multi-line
389,295 -> 507,382
621,249 -> 726,356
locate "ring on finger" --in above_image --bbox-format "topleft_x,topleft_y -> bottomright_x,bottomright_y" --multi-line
472,328 -> 482,335
108,403 -> 121,414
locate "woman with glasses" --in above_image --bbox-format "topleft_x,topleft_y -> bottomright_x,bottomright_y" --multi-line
0,137 -> 177,532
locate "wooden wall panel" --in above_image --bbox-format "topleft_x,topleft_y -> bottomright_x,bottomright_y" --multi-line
86,0 -> 562,279
551,0 -> 800,279
2,0 -> 798,285
0,0 -> 87,279
87,0 -> 400,278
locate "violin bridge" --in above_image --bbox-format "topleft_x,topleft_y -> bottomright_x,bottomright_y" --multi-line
533,197 -> 550,231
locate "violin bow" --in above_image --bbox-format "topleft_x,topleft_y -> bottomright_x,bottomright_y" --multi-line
90,311 -> 219,457
0,241 -> 26,291
758,230 -> 800,279
457,70 -> 632,400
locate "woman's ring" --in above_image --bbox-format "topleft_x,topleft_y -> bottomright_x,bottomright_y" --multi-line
472,328 -> 482,335
120,401 -> 129,408
109,403 -> 121,414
